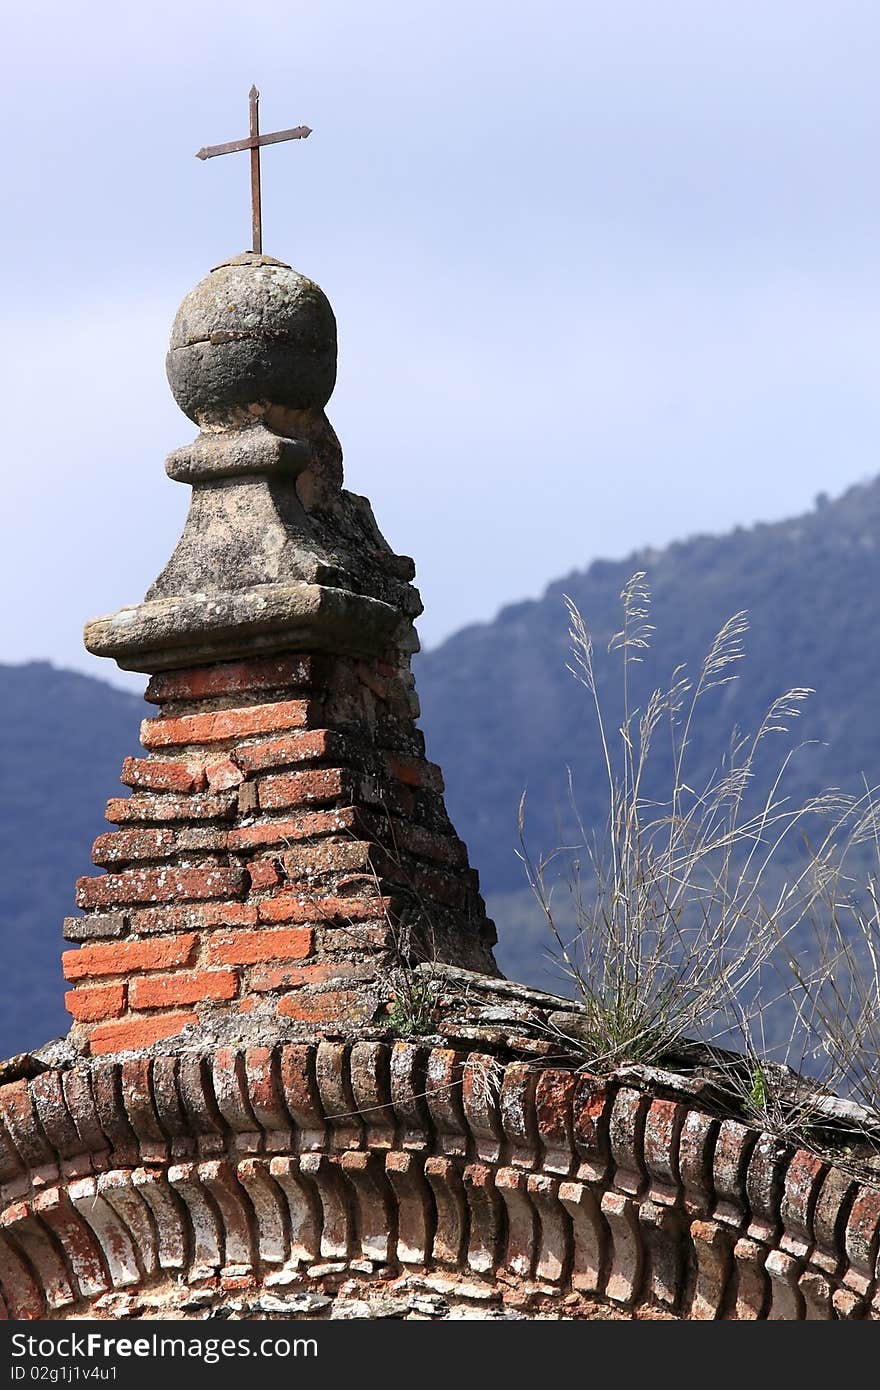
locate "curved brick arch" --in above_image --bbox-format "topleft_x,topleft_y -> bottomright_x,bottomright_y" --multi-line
1,1042 -> 878,1319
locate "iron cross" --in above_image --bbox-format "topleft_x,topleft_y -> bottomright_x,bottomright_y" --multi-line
196,87 -> 311,255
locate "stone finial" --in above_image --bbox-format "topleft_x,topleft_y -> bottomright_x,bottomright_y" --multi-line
166,253 -> 337,426
84,252 -> 420,673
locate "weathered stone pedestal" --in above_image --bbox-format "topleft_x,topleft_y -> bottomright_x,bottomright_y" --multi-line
68,251 -> 497,1055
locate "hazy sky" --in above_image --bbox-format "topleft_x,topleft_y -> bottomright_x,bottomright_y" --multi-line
2,1 -> 879,690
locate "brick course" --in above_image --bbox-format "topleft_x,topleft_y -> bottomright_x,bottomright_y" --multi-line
62,935 -> 197,982
105,793 -> 237,824
141,700 -> 316,749
87,1012 -> 198,1055
204,928 -> 313,966
64,984 -> 126,1023
256,895 -> 391,924
129,970 -> 239,1009
234,729 -> 350,774
257,767 -> 353,811
120,757 -> 206,793
145,656 -> 316,704
76,867 -> 244,910
227,810 -> 358,851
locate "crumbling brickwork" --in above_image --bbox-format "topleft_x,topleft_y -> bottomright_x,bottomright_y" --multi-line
63,653 -> 496,1055
59,250 -> 499,1059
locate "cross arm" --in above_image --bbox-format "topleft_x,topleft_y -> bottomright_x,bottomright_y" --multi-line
196,125 -> 312,161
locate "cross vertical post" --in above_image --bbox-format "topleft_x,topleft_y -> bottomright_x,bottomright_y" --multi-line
249,86 -> 262,255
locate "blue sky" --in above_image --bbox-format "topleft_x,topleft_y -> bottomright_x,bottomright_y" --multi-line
2,0 -> 879,689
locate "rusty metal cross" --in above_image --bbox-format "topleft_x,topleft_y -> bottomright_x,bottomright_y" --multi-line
196,86 -> 311,255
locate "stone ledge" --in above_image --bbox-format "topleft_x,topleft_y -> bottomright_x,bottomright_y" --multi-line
83,583 -> 409,672
165,423 -> 311,483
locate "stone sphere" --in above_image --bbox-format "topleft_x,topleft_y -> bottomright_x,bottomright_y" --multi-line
166,253 -> 338,424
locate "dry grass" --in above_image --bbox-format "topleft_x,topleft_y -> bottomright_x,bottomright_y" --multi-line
520,573 -> 842,1076
766,786 -> 880,1117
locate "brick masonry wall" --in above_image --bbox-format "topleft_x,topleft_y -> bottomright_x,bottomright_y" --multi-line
0,1041 -> 878,1320
62,655 -> 498,1055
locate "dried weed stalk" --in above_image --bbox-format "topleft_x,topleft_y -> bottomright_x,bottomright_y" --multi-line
520,573 -> 838,1075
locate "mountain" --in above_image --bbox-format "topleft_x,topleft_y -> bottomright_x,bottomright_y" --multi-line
3,474 -> 880,1054
0,664 -> 142,1055
416,475 -> 880,984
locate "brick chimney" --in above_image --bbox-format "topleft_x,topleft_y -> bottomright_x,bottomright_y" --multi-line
65,252 -> 498,1055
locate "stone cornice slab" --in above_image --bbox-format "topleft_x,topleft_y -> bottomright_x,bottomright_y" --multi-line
84,582 -> 408,673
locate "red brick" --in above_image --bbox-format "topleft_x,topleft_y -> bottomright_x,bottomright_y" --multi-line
76,865 -> 244,910
277,839 -> 373,877
360,775 -> 415,817
333,873 -> 383,896
317,924 -> 393,951
246,858 -> 283,891
130,970 -> 239,1009
141,699 -> 316,749
92,827 -> 230,867
242,1048 -> 288,1130
363,854 -> 473,910
145,656 -> 316,704
91,827 -> 174,866
63,913 -> 128,942
228,808 -> 358,851
276,990 -> 368,1023
205,757 -> 245,791
258,894 -> 391,924
125,901 -> 257,935
234,728 -> 349,774
63,933 -> 197,982
359,813 -> 469,868
65,983 -> 126,1022
205,928 -> 313,966
257,767 -> 351,811
249,960 -> 376,991
121,756 -> 207,794
385,754 -> 444,792
88,1012 -> 197,1055
106,792 -> 236,824
194,902 -> 260,928
249,963 -> 301,992
175,827 -> 232,854
407,862 -> 473,910
355,661 -> 390,699
404,824 -> 468,867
